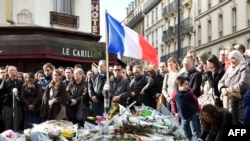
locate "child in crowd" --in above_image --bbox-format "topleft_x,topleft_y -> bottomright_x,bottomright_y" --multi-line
171,76 -> 200,141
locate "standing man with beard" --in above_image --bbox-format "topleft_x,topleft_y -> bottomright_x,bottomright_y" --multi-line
38,63 -> 54,92
130,65 -> 154,106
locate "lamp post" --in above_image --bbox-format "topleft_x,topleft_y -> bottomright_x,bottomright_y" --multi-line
177,0 -> 182,65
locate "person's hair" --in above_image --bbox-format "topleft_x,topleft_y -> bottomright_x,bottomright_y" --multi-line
53,69 -> 62,77
187,49 -> 196,55
35,70 -> 44,80
74,68 -> 85,76
235,44 -> 246,53
65,67 -> 74,73
167,57 -> 180,71
224,46 -> 235,53
58,66 -> 65,70
17,72 -> 24,81
144,66 -> 157,78
126,64 -> 133,71
98,60 -> 106,66
27,72 -> 35,79
207,55 -> 222,72
114,63 -> 122,68
86,69 -> 95,81
183,56 -> 195,64
43,62 -> 55,71
175,76 -> 189,86
200,104 -> 220,135
133,64 -> 142,70
74,63 -> 82,69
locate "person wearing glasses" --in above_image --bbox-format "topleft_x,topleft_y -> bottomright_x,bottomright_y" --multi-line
198,104 -> 232,141
109,63 -> 130,107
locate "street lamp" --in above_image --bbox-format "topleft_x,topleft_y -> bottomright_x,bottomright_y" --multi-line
177,0 -> 182,65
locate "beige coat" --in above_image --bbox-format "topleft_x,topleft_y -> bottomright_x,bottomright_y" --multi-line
218,61 -> 250,124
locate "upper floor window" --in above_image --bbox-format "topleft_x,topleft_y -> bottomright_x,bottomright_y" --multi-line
54,0 -> 74,14
208,20 -> 211,42
156,7 -> 158,21
247,1 -> 250,26
152,10 -> 154,24
198,25 -> 201,45
208,0 -> 211,9
232,7 -> 237,32
198,0 -> 202,15
219,14 -> 223,37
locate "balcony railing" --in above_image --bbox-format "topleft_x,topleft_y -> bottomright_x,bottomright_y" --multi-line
162,6 -> 168,17
50,11 -> 79,28
180,17 -> 193,31
160,46 -> 192,61
126,11 -> 143,28
162,26 -> 177,41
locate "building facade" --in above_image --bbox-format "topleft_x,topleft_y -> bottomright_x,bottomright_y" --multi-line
122,0 -> 250,66
121,0 -> 145,66
195,0 -> 250,55
0,0 -> 116,72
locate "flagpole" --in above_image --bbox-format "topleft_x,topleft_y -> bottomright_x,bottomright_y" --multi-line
105,9 -> 110,84
104,10 -> 110,114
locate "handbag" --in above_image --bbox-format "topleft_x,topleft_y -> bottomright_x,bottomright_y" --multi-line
198,81 -> 222,108
76,96 -> 91,122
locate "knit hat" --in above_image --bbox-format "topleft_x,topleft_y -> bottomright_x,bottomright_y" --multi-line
229,50 -> 244,61
197,51 -> 210,64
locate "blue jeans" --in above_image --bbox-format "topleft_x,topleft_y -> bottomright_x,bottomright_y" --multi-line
181,113 -> 200,141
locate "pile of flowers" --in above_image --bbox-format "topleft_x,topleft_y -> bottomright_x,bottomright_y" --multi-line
82,104 -> 186,140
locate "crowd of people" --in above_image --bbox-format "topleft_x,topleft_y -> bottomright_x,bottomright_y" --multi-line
0,43 -> 250,141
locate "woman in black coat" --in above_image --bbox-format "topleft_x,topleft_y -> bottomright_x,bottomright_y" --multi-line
40,69 -> 66,121
199,104 -> 233,141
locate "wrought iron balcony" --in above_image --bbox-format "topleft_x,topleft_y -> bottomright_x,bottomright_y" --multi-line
162,26 -> 177,41
126,11 -> 143,28
162,6 -> 168,18
50,11 -> 79,28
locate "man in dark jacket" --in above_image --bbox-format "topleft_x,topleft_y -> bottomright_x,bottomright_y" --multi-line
130,65 -> 154,106
88,60 -> 107,116
179,56 -> 202,98
109,63 -> 130,107
0,66 -> 23,131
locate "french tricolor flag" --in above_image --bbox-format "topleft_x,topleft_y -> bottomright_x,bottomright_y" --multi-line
106,13 -> 158,67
